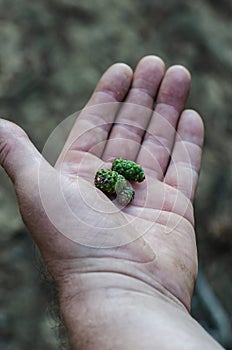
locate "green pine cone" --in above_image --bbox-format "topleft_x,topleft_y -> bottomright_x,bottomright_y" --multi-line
112,158 -> 145,182
94,169 -> 126,195
117,188 -> 135,206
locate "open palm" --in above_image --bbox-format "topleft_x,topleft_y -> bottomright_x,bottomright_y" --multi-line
0,56 -> 203,311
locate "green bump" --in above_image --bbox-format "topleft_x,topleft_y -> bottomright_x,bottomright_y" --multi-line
94,169 -> 126,195
112,158 -> 145,182
117,188 -> 135,206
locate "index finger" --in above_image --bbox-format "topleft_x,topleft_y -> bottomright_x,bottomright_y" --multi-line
56,63 -> 133,168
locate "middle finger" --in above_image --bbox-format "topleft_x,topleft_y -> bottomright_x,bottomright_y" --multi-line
102,55 -> 165,162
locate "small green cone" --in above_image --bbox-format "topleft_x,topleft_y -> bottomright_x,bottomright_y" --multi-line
117,188 -> 135,206
94,169 -> 126,195
112,158 -> 145,182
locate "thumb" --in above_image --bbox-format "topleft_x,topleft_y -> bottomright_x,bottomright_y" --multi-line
0,119 -> 47,185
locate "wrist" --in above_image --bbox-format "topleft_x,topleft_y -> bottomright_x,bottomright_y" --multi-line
57,264 -> 188,314
59,273 -> 184,350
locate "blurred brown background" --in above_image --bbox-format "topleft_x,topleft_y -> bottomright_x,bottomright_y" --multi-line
0,0 -> 231,349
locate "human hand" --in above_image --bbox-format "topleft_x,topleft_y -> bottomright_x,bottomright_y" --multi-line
0,55 -> 203,307
0,56 -> 210,349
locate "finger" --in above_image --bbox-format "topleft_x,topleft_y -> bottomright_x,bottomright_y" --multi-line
56,63 -> 133,168
164,110 -> 204,202
137,66 -> 191,179
0,119 -> 49,185
102,55 -> 165,162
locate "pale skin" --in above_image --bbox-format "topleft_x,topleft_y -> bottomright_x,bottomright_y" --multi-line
0,56 -> 224,349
